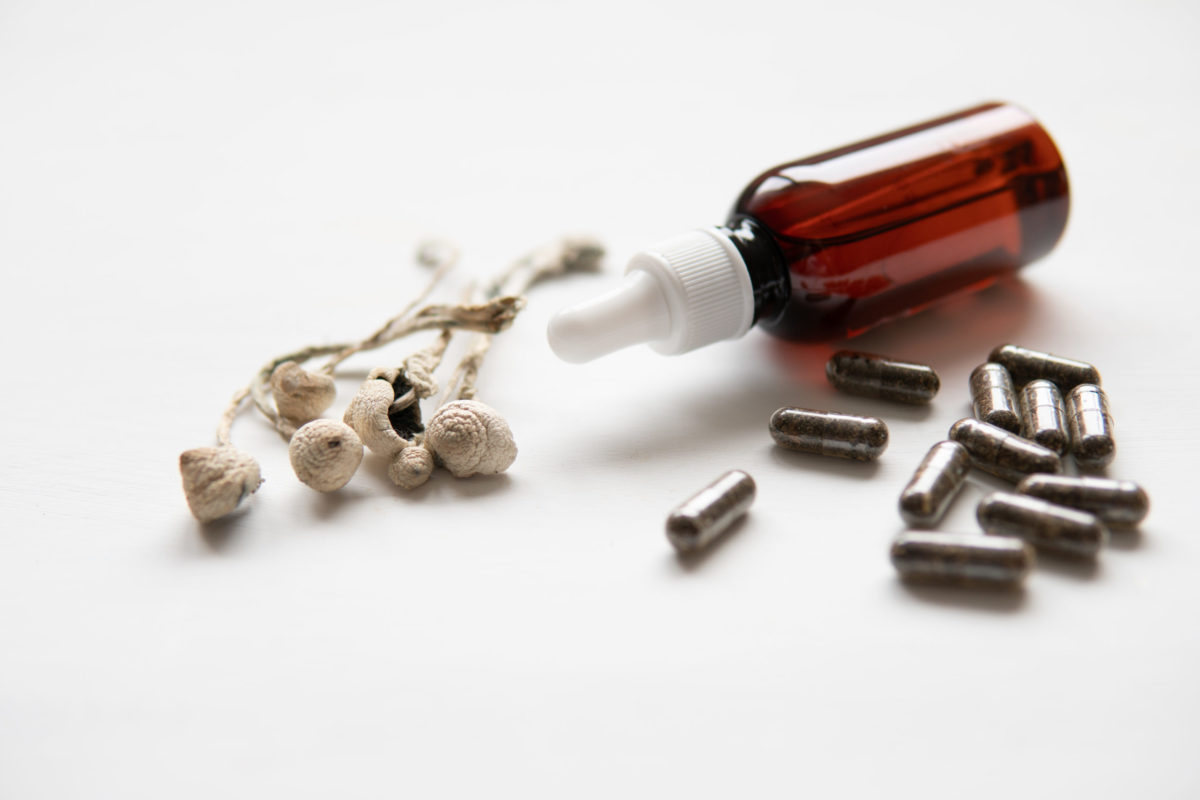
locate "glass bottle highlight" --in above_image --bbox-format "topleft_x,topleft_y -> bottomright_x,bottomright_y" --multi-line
548,102 -> 1069,362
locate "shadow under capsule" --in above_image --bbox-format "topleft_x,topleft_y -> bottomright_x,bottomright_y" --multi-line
1033,552 -> 1103,581
892,578 -> 1029,613
768,444 -> 884,479
1106,527 -> 1144,551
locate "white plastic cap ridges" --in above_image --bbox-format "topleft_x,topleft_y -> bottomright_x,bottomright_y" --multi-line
547,228 -> 754,363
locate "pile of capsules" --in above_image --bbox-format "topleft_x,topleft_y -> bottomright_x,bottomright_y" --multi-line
664,345 -> 1148,589
890,344 -> 1148,588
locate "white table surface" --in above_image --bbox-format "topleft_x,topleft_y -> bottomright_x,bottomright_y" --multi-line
3,1 -> 1198,797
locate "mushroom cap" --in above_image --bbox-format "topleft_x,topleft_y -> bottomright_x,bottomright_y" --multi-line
368,365 -> 402,384
343,378 -> 407,458
388,445 -> 435,489
270,361 -> 336,425
424,400 -> 517,477
179,446 -> 262,523
288,419 -> 364,492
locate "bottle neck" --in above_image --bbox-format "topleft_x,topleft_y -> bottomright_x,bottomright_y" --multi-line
720,215 -> 790,326
546,222 -> 788,363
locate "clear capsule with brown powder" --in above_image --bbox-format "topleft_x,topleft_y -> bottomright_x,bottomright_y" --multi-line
977,492 -> 1108,558
825,351 -> 940,404
1066,384 -> 1116,471
891,532 -> 1034,587
989,344 -> 1101,390
769,407 -> 888,462
1016,474 -> 1148,528
666,470 -> 756,554
969,363 -> 1021,432
949,418 -> 1062,483
898,441 -> 971,527
1019,379 -> 1069,455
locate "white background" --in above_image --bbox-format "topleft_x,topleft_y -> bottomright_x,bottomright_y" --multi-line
2,1 -> 1198,797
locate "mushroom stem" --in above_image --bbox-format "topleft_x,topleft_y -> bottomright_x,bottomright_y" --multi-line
217,386 -> 251,447
440,333 -> 493,403
439,236 -> 605,404
387,388 -> 418,416
320,247 -> 458,374
483,235 -> 605,299
318,296 -> 524,375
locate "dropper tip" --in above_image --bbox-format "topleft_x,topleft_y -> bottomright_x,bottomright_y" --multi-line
546,309 -> 602,364
545,270 -> 672,363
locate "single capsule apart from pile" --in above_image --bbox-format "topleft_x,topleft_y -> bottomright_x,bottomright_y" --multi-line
969,363 -> 1021,432
977,491 -> 1108,558
769,407 -> 888,461
898,441 -> 971,527
891,532 -> 1034,587
825,350 -> 940,404
1018,379 -> 1069,455
1016,474 -> 1149,528
666,470 -> 756,554
989,344 -> 1101,390
1066,384 -> 1115,471
948,417 -> 1062,483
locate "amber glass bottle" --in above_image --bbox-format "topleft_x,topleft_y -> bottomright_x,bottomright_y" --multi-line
548,102 -> 1069,362
731,101 -> 1069,340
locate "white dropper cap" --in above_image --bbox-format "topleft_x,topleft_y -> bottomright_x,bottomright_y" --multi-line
547,228 -> 755,363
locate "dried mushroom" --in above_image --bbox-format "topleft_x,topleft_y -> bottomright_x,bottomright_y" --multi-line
288,419 -> 364,492
423,400 -> 517,478
180,446 -> 262,523
388,444 -> 435,489
343,367 -> 425,459
270,361 -> 336,426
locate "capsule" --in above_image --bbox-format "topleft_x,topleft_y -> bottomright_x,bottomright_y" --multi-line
977,492 -> 1108,558
969,363 -> 1020,432
891,532 -> 1034,587
1018,379 -> 1068,455
1066,384 -> 1115,471
666,470 -> 756,553
825,350 -> 940,404
769,407 -> 888,461
989,344 -> 1101,390
948,417 -> 1062,483
898,441 -> 971,527
1016,474 -> 1149,528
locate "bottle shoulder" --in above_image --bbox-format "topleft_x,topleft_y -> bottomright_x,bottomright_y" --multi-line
732,103 -> 1067,245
